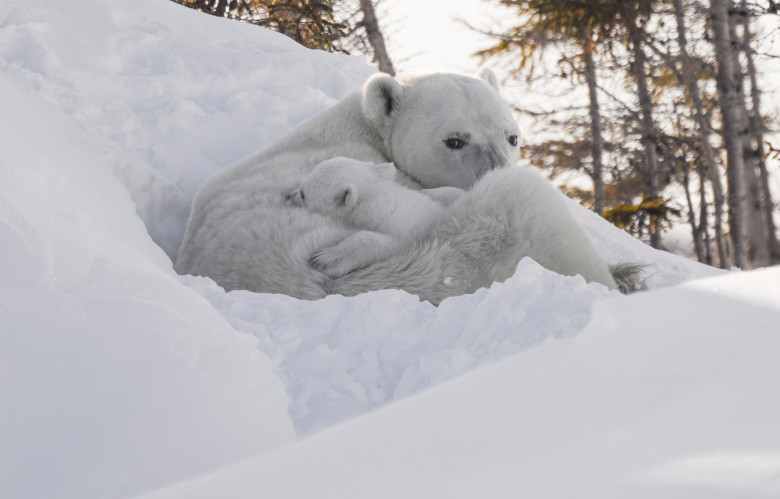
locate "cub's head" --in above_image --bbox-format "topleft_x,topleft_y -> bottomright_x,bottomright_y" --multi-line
361,69 -> 520,190
286,157 -> 397,216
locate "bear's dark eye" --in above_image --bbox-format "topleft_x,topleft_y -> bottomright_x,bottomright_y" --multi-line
300,189 -> 305,200
508,135 -> 519,147
444,137 -> 465,150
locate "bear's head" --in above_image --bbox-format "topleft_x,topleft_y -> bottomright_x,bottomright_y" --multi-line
287,157 -> 397,215
361,69 -> 520,190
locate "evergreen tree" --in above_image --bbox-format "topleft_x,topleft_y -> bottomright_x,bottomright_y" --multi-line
669,0 -> 729,266
171,0 -> 347,51
171,0 -> 395,73
475,0 -> 625,216
621,0 -> 664,248
476,0 -> 778,265
476,0 -> 677,247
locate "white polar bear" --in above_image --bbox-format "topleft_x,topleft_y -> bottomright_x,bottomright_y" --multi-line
287,157 -> 463,277
326,165 -> 621,302
175,70 -> 620,303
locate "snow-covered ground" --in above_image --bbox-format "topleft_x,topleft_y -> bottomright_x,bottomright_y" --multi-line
1,1 -> 778,498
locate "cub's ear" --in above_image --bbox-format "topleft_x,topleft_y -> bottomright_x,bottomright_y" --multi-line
361,73 -> 403,135
336,184 -> 358,210
372,162 -> 398,180
477,68 -> 500,92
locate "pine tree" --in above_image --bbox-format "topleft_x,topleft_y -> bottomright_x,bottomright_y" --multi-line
670,0 -> 729,266
170,0 -> 347,52
620,1 -> 664,248
475,0 -> 626,216
172,0 -> 396,73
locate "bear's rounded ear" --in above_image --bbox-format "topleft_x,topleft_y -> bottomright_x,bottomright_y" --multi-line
337,184 -> 358,210
372,162 -> 397,180
361,73 -> 403,134
477,68 -> 500,92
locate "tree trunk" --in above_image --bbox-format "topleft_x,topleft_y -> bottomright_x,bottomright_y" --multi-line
741,4 -> 779,263
582,31 -> 605,215
214,0 -> 229,17
359,0 -> 395,76
683,163 -> 706,262
214,0 -> 230,17
672,0 -> 729,267
626,9 -> 662,248
698,167 -> 714,265
711,0 -> 750,269
728,5 -> 770,267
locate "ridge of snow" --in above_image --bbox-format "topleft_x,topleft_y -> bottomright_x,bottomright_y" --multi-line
139,267 -> 780,499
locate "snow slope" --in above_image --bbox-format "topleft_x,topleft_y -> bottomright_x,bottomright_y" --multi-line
141,267 -> 780,499
1,1 -> 777,498
0,31 -> 294,499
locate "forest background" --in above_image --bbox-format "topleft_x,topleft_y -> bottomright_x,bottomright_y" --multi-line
171,0 -> 780,271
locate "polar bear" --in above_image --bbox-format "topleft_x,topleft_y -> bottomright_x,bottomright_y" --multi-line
324,165 -> 621,301
287,157 -> 463,277
175,70 -> 620,303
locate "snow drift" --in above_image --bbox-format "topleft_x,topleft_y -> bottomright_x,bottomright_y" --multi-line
1,0 -> 777,498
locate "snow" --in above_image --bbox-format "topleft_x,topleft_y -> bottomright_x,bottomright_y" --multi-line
0,36 -> 293,499
140,267 -> 780,499
0,1 -> 777,498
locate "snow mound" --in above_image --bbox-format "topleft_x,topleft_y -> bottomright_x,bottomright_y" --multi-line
140,267 -> 780,499
184,257 -> 611,434
0,0 -> 373,257
0,68 -> 293,499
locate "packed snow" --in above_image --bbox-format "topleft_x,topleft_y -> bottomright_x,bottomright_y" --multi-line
140,267 -> 780,499
0,1 -> 777,498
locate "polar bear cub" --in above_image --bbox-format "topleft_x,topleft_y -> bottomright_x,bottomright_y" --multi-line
287,157 -> 463,277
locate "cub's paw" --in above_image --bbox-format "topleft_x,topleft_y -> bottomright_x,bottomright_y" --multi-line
421,186 -> 465,207
310,247 -> 359,278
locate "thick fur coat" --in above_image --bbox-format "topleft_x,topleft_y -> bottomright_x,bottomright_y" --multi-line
175,70 -> 617,304
287,157 -> 461,277
327,166 -> 618,302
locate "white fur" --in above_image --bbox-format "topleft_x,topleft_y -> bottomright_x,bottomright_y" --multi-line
174,70 -> 616,303
287,157 -> 460,277
327,166 -> 618,303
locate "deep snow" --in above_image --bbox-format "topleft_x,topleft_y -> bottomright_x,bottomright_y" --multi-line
140,267 -> 780,499
1,1 -> 777,498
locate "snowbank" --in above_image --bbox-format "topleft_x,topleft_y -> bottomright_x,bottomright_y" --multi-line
2,0 -> 776,498
0,56 -> 293,499
0,0 -> 373,258
140,267 -> 780,499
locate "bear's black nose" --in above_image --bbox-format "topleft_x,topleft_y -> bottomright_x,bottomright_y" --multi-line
484,147 -> 508,170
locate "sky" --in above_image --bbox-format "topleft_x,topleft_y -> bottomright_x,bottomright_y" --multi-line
380,0 -> 506,74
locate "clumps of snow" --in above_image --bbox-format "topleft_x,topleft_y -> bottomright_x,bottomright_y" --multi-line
183,257 -> 610,434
